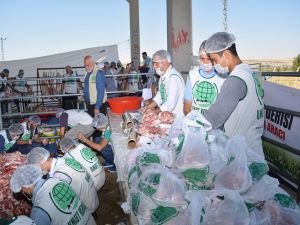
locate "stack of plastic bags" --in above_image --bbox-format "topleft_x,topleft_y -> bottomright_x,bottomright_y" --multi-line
123,111 -> 300,225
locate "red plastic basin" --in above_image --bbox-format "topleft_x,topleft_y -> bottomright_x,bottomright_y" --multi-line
107,96 -> 142,114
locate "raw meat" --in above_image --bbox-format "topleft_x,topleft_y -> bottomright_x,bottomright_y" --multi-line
158,111 -> 174,124
0,152 -> 32,219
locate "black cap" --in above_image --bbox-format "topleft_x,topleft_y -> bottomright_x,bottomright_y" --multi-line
2,68 -> 9,74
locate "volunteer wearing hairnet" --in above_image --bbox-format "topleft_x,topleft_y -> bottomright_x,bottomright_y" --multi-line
26,147 -> 99,213
10,164 -> 96,225
16,115 -> 57,156
145,50 -> 185,116
54,108 -> 95,139
60,136 -> 105,191
77,113 -> 116,172
0,123 -> 23,153
202,32 -> 264,156
184,40 -> 226,115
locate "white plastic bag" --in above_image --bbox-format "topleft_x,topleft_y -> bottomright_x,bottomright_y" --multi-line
214,135 -> 252,193
150,205 -> 190,225
138,166 -> 162,198
203,189 -> 250,225
152,168 -> 187,208
185,191 -> 211,225
247,147 -> 269,184
243,175 -> 279,203
176,126 -> 210,170
208,130 -> 229,174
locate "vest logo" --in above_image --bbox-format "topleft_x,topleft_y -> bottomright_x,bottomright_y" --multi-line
50,182 -> 79,214
21,133 -> 31,141
252,73 -> 264,105
5,143 -> 14,151
192,81 -> 217,108
65,158 -> 85,172
160,83 -> 167,103
81,147 -> 97,163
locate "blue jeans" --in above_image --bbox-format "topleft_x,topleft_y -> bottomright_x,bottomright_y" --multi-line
94,136 -> 115,166
16,141 -> 58,157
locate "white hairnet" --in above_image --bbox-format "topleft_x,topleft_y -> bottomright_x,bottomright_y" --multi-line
56,108 -> 65,118
199,40 -> 207,56
10,164 -> 43,193
152,50 -> 172,63
8,124 -> 24,135
92,113 -> 108,129
205,32 -> 236,54
27,147 -> 50,165
28,115 -> 41,125
60,137 -> 77,153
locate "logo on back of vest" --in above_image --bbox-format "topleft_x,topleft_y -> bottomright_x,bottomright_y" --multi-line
22,133 -> 31,141
252,73 -> 264,105
5,143 -> 14,151
65,158 -> 85,172
50,182 -> 79,214
81,147 -> 97,163
192,81 -> 217,108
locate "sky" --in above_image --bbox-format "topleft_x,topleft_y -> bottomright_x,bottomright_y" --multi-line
1,0 -> 300,63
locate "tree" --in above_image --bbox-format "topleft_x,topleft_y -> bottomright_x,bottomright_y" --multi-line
292,54 -> 300,71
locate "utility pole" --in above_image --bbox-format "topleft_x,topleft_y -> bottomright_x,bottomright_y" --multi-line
223,0 -> 228,31
1,36 -> 7,61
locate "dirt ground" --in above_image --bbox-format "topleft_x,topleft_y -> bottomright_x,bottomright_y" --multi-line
95,169 -> 128,225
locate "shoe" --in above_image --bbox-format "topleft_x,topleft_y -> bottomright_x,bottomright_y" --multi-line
107,166 -> 117,173
102,162 -> 114,168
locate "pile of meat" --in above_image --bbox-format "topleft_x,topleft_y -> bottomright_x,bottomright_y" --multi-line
0,152 -> 32,219
137,109 -> 174,138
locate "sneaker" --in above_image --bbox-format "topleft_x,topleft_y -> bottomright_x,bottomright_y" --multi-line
102,162 -> 114,168
107,166 -> 117,173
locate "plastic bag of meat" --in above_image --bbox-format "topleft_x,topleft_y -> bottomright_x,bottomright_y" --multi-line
208,130 -> 229,175
150,205 -> 191,225
0,152 -> 31,219
203,189 -> 250,225
176,126 -> 210,170
214,135 -> 252,194
137,166 -> 162,198
246,147 -> 269,184
185,191 -> 211,225
243,175 -> 279,204
270,188 -> 300,225
158,111 -> 174,124
152,168 -> 187,208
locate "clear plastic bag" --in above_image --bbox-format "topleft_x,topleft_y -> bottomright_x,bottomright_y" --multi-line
243,175 -> 279,203
185,191 -> 211,225
152,168 -> 187,208
214,135 -> 252,193
150,205 -> 190,225
138,166 -> 162,198
128,190 -> 157,221
208,130 -> 229,175
203,189 -> 250,225
247,147 -> 269,184
176,126 -> 210,170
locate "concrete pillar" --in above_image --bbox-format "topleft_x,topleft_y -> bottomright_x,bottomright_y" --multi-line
167,0 -> 192,79
129,0 -> 140,67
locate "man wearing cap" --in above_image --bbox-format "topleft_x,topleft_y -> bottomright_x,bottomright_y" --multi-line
61,65 -> 83,110
203,32 -> 264,156
184,40 -> 225,115
77,113 -> 116,172
26,147 -> 99,213
0,123 -> 24,153
10,164 -> 96,225
145,50 -> 185,116
83,56 -> 106,117
60,137 -> 105,191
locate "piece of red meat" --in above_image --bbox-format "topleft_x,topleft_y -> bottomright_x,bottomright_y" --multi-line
158,111 -> 174,124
